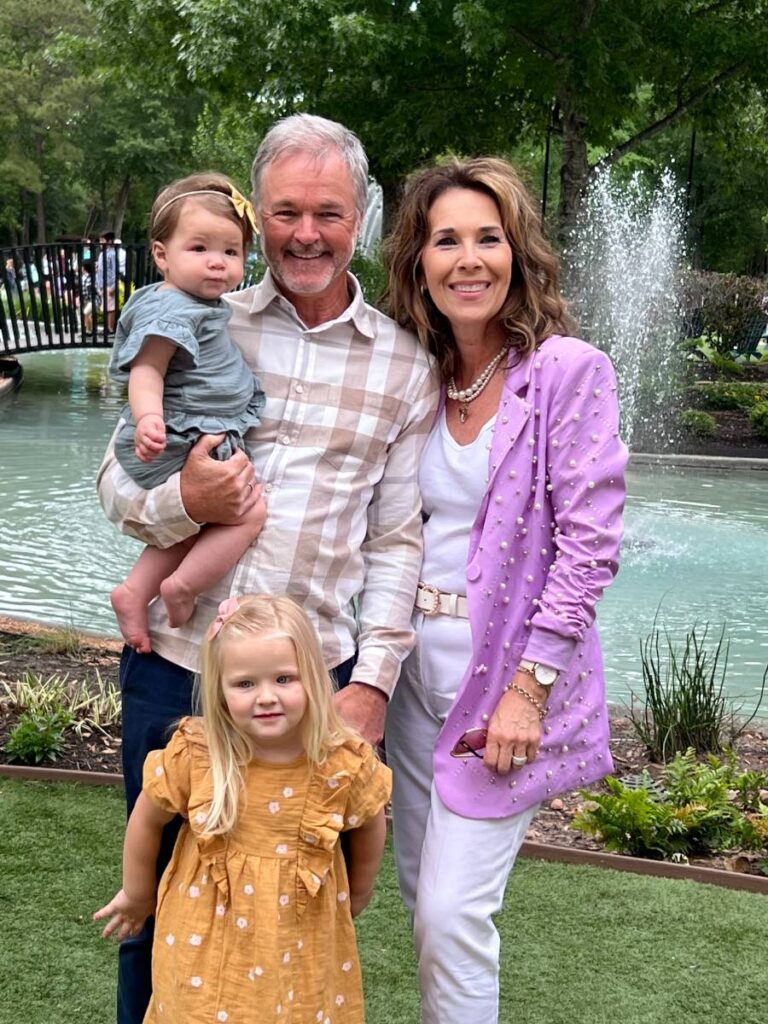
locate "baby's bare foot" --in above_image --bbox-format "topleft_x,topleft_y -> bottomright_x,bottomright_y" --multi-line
111,583 -> 152,653
160,574 -> 196,628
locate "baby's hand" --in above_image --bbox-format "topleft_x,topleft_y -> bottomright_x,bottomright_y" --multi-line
93,888 -> 155,941
135,414 -> 166,463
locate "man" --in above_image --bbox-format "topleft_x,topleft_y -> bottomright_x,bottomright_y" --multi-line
97,114 -> 438,1024
94,230 -> 118,332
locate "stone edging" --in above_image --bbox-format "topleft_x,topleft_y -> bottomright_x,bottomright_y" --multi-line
631,452 -> 768,472
2,763 -> 765,895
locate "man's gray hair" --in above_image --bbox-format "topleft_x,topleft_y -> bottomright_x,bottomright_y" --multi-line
251,114 -> 369,222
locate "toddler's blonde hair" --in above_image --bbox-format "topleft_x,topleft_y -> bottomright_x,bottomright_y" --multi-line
198,593 -> 359,834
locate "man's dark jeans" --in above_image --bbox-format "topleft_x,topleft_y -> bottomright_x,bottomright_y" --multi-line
116,644 -> 356,1024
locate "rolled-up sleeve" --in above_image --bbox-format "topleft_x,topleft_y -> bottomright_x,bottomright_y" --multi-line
524,348 -> 628,672
96,422 -> 201,549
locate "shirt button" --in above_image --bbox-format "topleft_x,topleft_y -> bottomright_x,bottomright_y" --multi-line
295,384 -> 304,394
282,435 -> 291,445
264,483 -> 274,493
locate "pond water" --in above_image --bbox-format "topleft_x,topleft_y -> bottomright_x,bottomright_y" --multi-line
1,350 -> 766,713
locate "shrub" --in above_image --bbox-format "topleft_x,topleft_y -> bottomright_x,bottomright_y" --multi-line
680,409 -> 716,437
572,750 -> 768,861
681,270 -> 767,355
629,622 -> 766,762
0,669 -> 121,736
695,381 -> 768,410
3,707 -> 72,764
749,401 -> 768,439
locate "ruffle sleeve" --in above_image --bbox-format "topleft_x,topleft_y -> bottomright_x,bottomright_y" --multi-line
295,741 -> 391,918
112,288 -> 207,375
342,743 -> 392,830
142,720 -> 196,816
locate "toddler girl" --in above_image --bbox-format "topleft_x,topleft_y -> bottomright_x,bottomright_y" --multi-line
109,172 -> 266,654
94,594 -> 391,1024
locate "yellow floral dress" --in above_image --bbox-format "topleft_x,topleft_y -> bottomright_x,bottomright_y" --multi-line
142,717 -> 391,1024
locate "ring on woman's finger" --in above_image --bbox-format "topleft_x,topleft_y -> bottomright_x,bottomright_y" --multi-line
511,754 -> 528,767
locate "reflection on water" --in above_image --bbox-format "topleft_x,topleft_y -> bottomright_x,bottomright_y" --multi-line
1,351 -> 767,710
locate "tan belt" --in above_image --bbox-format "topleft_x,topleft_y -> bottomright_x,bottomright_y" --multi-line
416,582 -> 469,619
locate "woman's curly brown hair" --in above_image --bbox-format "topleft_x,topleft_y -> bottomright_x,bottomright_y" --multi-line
382,157 -> 575,379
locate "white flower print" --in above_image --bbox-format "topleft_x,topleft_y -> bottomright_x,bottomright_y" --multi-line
248,966 -> 264,981
287,991 -> 294,1002
279,894 -> 289,907
346,815 -> 359,827
155,766 -> 164,777
165,935 -> 175,946
282,787 -> 293,798
275,844 -> 288,855
216,904 -> 226,917
330,813 -> 344,826
327,778 -> 339,789
193,812 -> 207,825
268,801 -> 280,814
188,886 -> 200,898
341,961 -> 352,972
337,891 -> 348,902
276,1005 -> 282,1015
316,1012 -> 324,1022
336,995 -> 345,1006
190,977 -> 203,988
189,934 -> 202,946
236,917 -> 248,929
282,952 -> 291,964
243,884 -> 255,895
201,873 -> 209,884
297,939 -> 304,950
217,1012 -> 228,1022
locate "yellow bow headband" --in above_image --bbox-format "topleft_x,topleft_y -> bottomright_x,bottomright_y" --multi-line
156,184 -> 259,235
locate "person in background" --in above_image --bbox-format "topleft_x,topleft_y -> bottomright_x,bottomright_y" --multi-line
383,156 -> 628,1023
97,113 -> 439,1024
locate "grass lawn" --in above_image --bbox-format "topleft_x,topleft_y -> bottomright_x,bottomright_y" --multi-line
1,779 -> 767,1024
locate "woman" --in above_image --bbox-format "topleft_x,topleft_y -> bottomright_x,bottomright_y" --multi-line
383,158 -> 628,1023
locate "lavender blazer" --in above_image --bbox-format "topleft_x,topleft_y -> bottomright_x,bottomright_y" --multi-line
431,335 -> 628,818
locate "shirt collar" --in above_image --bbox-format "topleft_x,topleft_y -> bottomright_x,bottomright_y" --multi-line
247,268 -> 376,340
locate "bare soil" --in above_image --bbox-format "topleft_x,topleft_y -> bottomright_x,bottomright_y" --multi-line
1,618 -> 766,874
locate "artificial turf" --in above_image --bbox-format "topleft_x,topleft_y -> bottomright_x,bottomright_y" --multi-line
1,779 -> 766,1023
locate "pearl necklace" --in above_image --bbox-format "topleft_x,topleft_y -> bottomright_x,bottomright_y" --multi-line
447,346 -> 510,423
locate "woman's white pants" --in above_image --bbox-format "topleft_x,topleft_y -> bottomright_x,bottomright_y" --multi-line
387,639 -> 538,1024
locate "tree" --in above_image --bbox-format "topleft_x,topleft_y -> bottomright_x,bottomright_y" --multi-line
87,0 -> 768,240
0,0 -> 92,242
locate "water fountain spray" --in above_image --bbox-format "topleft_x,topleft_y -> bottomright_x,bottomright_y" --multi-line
564,166 -> 687,450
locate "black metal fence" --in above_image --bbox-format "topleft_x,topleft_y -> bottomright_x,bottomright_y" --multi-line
0,242 -> 159,354
1,242 -> 264,356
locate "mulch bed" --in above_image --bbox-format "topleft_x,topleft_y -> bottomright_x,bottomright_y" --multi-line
2,620 -> 767,876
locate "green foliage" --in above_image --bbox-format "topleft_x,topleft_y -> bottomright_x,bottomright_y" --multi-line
3,707 -> 72,764
0,668 -> 121,736
350,249 -> 387,307
682,271 -> 767,355
680,408 -> 716,437
573,750 -> 768,861
687,338 -> 745,377
695,381 -> 768,410
630,622 -> 766,762
749,400 -> 768,439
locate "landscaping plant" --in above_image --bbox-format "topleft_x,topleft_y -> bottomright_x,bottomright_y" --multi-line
680,408 -> 717,437
749,400 -> 768,439
3,707 -> 73,764
629,621 -> 766,762
572,749 -> 768,864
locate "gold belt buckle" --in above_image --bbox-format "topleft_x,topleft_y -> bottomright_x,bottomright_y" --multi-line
418,582 -> 442,616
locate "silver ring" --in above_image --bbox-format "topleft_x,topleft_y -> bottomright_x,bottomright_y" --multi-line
512,755 -> 528,767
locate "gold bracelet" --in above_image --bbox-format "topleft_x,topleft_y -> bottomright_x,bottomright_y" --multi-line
505,682 -> 547,720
